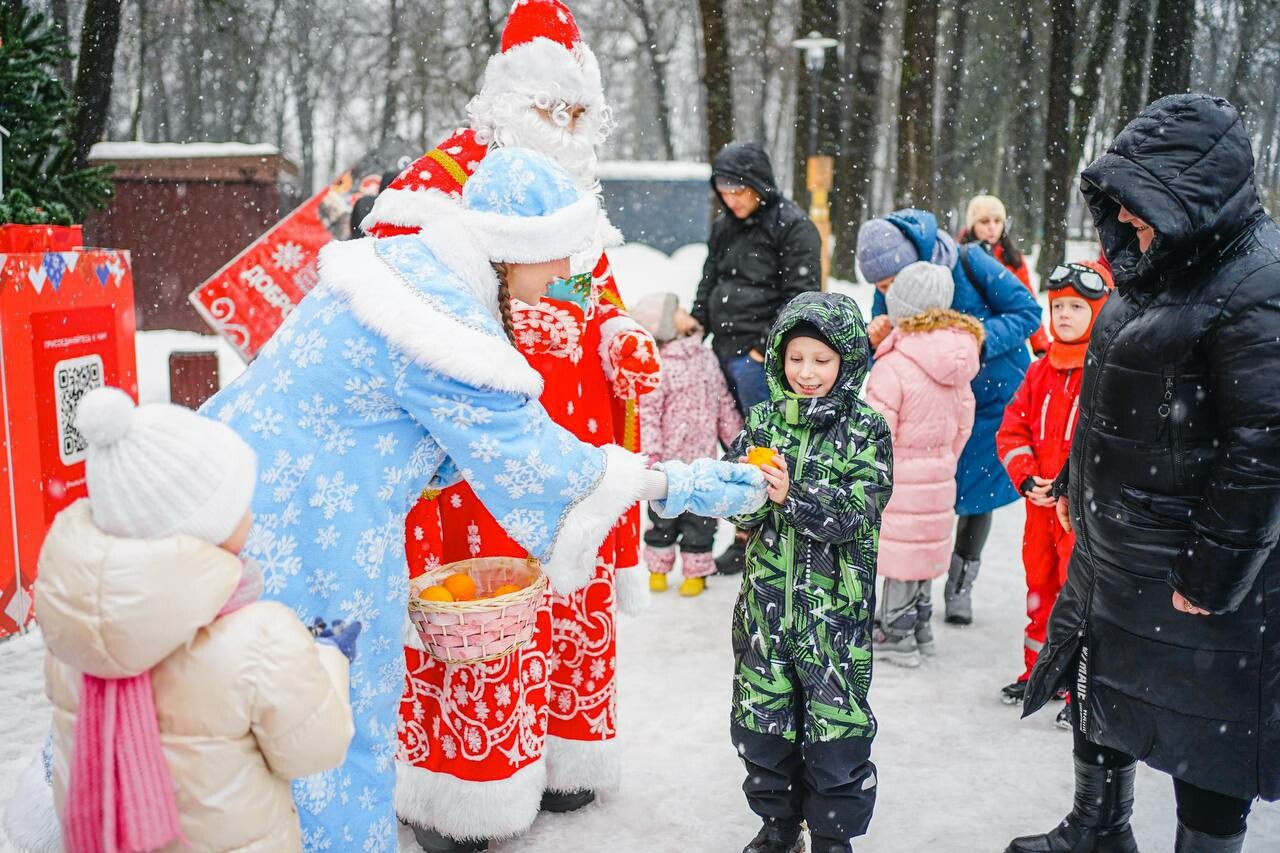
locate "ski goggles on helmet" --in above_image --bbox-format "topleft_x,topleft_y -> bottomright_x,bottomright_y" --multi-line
1047,263 -> 1109,299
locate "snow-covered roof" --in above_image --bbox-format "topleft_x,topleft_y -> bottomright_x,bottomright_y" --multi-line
89,142 -> 281,160
597,160 -> 711,182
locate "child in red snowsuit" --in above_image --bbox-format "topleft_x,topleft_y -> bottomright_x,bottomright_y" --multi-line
995,259 -> 1112,722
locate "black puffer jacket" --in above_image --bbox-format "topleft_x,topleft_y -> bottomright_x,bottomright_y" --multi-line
1024,94 -> 1280,801
692,142 -> 821,360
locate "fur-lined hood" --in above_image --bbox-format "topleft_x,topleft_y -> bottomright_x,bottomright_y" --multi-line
894,308 -> 985,347
876,309 -> 983,389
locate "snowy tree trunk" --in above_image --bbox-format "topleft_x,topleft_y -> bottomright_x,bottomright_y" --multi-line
697,0 -> 734,165
895,0 -> 938,209
1228,0 -> 1259,117
1148,0 -> 1195,100
1115,0 -> 1152,133
1067,0 -> 1122,171
627,0 -> 676,161
1010,0 -> 1043,245
832,0 -> 887,280
70,0 -> 123,167
935,0 -> 969,229
1037,0 -> 1075,284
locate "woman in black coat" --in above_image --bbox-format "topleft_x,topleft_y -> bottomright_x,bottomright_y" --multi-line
1007,94 -> 1280,853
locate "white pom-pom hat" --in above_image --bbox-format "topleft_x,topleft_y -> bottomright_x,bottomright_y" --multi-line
75,387 -> 257,544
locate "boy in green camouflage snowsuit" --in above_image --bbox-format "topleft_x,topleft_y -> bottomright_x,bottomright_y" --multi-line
725,292 -> 893,853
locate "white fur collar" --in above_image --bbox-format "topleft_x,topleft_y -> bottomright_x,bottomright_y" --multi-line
317,236 -> 543,398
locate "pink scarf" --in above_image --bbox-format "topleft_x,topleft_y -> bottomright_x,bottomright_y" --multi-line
63,559 -> 262,852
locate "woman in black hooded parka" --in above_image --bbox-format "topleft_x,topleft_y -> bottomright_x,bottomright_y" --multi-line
1006,95 -> 1280,853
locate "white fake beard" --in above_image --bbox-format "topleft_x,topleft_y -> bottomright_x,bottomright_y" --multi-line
467,90 -> 609,193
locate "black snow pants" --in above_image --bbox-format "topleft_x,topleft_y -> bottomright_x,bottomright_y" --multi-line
732,723 -> 876,852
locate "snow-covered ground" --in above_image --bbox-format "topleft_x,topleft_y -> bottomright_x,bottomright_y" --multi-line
5,239 -> 1274,850
4,510 -> 1277,852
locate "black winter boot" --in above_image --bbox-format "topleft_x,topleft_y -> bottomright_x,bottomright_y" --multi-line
539,788 -> 595,813
1174,823 -> 1245,853
1004,757 -> 1138,852
716,537 -> 747,575
408,823 -> 488,853
742,823 -> 805,853
808,835 -> 852,853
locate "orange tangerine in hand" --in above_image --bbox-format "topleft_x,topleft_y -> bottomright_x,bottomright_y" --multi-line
491,583 -> 524,598
747,447 -> 778,468
419,585 -> 454,602
441,573 -> 478,601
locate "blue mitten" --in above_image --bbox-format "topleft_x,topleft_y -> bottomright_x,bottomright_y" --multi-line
651,459 -> 767,519
311,617 -> 362,663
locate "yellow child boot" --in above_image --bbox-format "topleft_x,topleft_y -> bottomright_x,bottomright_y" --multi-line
650,572 -> 668,593
679,577 -> 706,597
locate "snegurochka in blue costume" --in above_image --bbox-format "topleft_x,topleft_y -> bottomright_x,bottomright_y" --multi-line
204,147 -> 766,851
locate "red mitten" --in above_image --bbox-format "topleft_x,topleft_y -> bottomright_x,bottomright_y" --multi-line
607,329 -> 661,399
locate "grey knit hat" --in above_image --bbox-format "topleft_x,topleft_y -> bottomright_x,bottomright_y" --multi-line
631,292 -> 680,343
885,261 -> 955,322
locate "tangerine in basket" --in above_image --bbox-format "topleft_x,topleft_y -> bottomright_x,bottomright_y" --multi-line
491,583 -> 524,598
441,573 -> 478,601
419,585 -> 454,602
747,446 -> 778,468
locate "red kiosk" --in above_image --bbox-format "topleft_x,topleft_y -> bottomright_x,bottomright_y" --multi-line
0,226 -> 136,638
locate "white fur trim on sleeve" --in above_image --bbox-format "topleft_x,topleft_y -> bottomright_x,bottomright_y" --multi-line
318,237 -> 543,398
614,563 -> 651,615
395,759 -> 545,841
541,445 -> 647,594
361,186 -> 463,234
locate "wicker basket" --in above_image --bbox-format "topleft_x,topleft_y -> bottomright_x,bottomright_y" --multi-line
408,556 -> 547,665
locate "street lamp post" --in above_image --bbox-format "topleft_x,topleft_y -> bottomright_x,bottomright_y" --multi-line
791,32 -> 838,289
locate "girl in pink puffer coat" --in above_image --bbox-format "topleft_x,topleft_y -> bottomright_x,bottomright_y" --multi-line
865,262 -> 983,668
634,292 -> 743,596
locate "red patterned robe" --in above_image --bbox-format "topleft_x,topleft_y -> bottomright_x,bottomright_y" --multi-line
367,130 -> 658,841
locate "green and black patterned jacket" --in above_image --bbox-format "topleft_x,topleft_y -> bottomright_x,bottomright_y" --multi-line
727,292 -> 893,633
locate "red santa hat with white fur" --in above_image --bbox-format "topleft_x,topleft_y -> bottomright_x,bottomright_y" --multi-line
479,0 -> 607,127
363,0 -> 608,238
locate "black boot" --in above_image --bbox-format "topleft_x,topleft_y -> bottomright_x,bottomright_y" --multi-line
1175,823 -> 1246,853
1004,756 -> 1138,852
742,823 -> 805,853
808,835 -> 851,853
539,788 -> 595,813
409,823 -> 488,853
715,537 -> 746,575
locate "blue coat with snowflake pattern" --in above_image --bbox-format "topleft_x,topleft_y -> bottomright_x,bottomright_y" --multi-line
203,229 -> 645,852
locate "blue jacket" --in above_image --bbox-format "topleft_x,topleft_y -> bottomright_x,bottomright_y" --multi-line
203,231 -> 645,850
870,209 -> 1041,515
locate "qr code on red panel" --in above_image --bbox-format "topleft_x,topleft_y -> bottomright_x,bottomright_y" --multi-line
55,354 -> 105,465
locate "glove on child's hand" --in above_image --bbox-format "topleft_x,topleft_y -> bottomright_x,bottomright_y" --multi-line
650,459 -> 767,519
311,617 -> 362,664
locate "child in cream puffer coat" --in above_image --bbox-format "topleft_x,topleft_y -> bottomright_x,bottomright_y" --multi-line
34,388 -> 354,852
865,261 -> 983,668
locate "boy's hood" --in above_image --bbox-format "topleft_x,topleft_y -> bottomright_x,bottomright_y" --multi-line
876,309 -> 983,387
34,499 -> 242,679
764,292 -> 869,424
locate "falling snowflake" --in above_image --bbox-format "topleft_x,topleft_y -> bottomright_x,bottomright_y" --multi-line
272,241 -> 306,272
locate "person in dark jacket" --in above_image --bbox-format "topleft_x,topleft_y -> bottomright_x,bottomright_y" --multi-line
857,209 -> 1041,625
693,141 -> 822,575
1008,94 -> 1280,853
